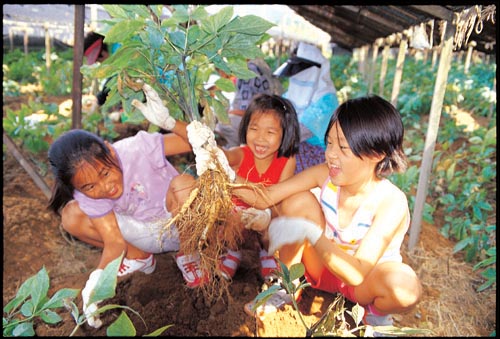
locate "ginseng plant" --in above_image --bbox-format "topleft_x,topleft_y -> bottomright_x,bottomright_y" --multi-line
82,4 -> 274,301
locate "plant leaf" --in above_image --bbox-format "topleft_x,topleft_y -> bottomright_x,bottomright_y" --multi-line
12,322 -> 35,337
224,15 -> 275,35
88,254 -> 122,305
40,309 -> 62,324
42,288 -> 79,309
106,20 -> 145,44
106,311 -> 136,336
144,324 -> 174,336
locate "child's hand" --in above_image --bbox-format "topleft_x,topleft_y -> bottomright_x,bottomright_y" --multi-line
192,145 -> 235,182
267,217 -> 322,254
187,121 -> 235,181
132,83 -> 176,130
186,120 -> 216,149
241,208 -> 271,231
81,269 -> 104,328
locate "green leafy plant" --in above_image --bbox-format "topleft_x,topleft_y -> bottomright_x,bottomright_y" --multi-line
3,254 -> 173,336
3,266 -> 79,336
251,261 -> 432,337
473,246 -> 496,292
83,4 -> 275,127
2,102 -> 60,154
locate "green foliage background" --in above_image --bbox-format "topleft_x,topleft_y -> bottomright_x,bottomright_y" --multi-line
2,5 -> 496,293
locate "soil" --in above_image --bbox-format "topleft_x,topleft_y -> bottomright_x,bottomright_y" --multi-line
2,96 -> 496,337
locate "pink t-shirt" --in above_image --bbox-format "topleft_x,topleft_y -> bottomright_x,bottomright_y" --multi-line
74,131 -> 179,222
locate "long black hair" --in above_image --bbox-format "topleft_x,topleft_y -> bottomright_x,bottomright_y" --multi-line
325,95 -> 407,177
238,93 -> 300,158
47,129 -> 120,215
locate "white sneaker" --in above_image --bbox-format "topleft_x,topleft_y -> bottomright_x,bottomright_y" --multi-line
118,254 -> 156,277
175,252 -> 208,288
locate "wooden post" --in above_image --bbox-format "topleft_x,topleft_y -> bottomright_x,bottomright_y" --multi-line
9,28 -> 14,51
378,43 -> 390,97
464,41 -> 476,74
408,20 -> 456,251
44,23 -> 51,72
358,45 -> 369,83
90,4 -> 98,31
23,29 -> 29,55
72,5 -> 85,130
368,39 -> 382,94
431,47 -> 438,69
390,32 -> 408,107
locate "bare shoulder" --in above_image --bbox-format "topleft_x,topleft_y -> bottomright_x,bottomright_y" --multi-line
379,179 -> 409,210
224,145 -> 244,168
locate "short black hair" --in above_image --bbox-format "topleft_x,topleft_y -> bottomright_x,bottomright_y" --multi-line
325,95 -> 407,177
238,93 -> 300,158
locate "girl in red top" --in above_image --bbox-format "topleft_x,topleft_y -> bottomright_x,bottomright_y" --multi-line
219,93 -> 300,282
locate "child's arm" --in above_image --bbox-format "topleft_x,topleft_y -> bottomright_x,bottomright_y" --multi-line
279,155 -> 297,181
90,212 -> 128,269
314,186 -> 409,286
233,163 -> 327,209
162,119 -> 193,156
81,211 -> 127,329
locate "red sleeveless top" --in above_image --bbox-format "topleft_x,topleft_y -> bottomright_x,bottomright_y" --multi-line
234,145 -> 289,207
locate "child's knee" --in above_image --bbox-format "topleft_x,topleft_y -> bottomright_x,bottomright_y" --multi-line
60,201 -> 84,234
281,191 -> 323,223
170,174 -> 196,193
393,264 -> 422,309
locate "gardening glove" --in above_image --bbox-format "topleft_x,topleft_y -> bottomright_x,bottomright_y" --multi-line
131,83 -> 176,130
81,269 -> 103,329
241,208 -> 272,232
187,120 -> 235,181
186,120 -> 217,149
191,144 -> 235,182
267,217 -> 323,254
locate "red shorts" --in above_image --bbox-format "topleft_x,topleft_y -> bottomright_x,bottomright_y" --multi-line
304,265 -> 358,304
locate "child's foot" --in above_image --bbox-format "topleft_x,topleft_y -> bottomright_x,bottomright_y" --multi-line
363,305 -> 394,337
118,254 -> 156,277
243,278 -> 301,319
175,252 -> 208,288
259,248 -> 279,280
363,304 -> 394,326
218,249 -> 242,281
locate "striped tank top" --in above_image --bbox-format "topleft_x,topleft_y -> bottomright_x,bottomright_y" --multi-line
319,178 -> 408,263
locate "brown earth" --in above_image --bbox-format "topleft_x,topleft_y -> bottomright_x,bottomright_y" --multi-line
2,96 -> 496,337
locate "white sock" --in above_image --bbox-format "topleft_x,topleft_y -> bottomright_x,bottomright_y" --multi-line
226,249 -> 242,260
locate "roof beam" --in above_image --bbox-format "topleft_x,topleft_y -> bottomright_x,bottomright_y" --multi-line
409,5 -> 455,22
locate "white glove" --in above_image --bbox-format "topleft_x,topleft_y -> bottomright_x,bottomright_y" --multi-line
186,120 -> 217,149
268,217 -> 323,254
192,145 -> 235,182
192,146 -> 212,178
241,208 -> 272,232
131,83 -> 176,130
187,120 -> 235,181
81,269 -> 104,329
